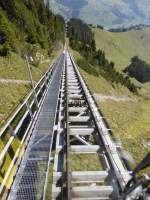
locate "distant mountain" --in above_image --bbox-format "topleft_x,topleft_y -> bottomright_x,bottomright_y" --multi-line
109,24 -> 150,32
49,0 -> 150,28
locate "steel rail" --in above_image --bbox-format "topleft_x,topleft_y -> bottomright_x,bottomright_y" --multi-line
52,49 -> 131,199
65,53 -> 72,200
62,51 -> 114,199
69,52 -> 131,190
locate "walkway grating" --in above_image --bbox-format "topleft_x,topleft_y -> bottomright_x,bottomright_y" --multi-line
8,53 -> 65,200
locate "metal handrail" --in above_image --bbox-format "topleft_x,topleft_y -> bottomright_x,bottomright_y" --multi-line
65,53 -> 72,200
0,56 -> 58,196
0,66 -> 53,136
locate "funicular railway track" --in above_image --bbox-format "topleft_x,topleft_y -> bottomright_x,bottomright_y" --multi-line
52,50 -> 131,200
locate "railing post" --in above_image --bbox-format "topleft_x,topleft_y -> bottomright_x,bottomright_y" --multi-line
25,55 -> 39,110
26,101 -> 33,119
44,73 -> 48,88
8,124 -> 16,137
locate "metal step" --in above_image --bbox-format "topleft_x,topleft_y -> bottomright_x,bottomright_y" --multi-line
52,185 -> 113,200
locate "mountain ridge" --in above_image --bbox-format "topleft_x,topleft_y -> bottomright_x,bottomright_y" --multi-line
50,0 -> 150,28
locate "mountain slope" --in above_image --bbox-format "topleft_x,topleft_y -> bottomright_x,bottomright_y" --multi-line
0,0 -> 65,127
0,0 -> 65,56
50,0 -> 150,28
93,27 -> 150,71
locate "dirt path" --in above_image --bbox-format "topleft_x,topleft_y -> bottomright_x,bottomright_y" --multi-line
0,79 -> 30,84
94,93 -> 137,102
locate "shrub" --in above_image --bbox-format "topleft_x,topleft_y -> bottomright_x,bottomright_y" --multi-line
0,9 -> 16,55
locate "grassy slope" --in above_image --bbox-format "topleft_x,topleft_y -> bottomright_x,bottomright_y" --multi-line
99,99 -> 150,167
0,47 -> 62,128
0,47 -> 62,193
93,28 -> 150,71
93,27 -> 150,93
71,49 -> 150,172
71,49 -> 133,96
0,83 -> 29,127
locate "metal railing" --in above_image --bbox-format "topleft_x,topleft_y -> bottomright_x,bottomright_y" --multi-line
65,55 -> 72,200
0,59 -> 57,197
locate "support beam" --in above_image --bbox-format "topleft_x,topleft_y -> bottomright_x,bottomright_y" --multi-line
56,145 -> 100,153
68,80 -> 78,83
74,135 -> 91,145
68,89 -> 82,94
72,186 -> 113,198
70,145 -> 100,153
69,116 -> 90,123
69,128 -> 94,136
52,185 -> 113,199
69,94 -> 83,99
69,107 -> 87,113
53,171 -> 108,184
72,171 -> 108,183
68,84 -> 79,87
68,86 -> 81,90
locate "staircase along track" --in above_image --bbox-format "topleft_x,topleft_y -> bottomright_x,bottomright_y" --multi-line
0,48 -> 134,200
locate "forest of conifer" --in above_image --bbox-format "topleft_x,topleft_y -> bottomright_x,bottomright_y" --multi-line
0,0 -> 65,56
